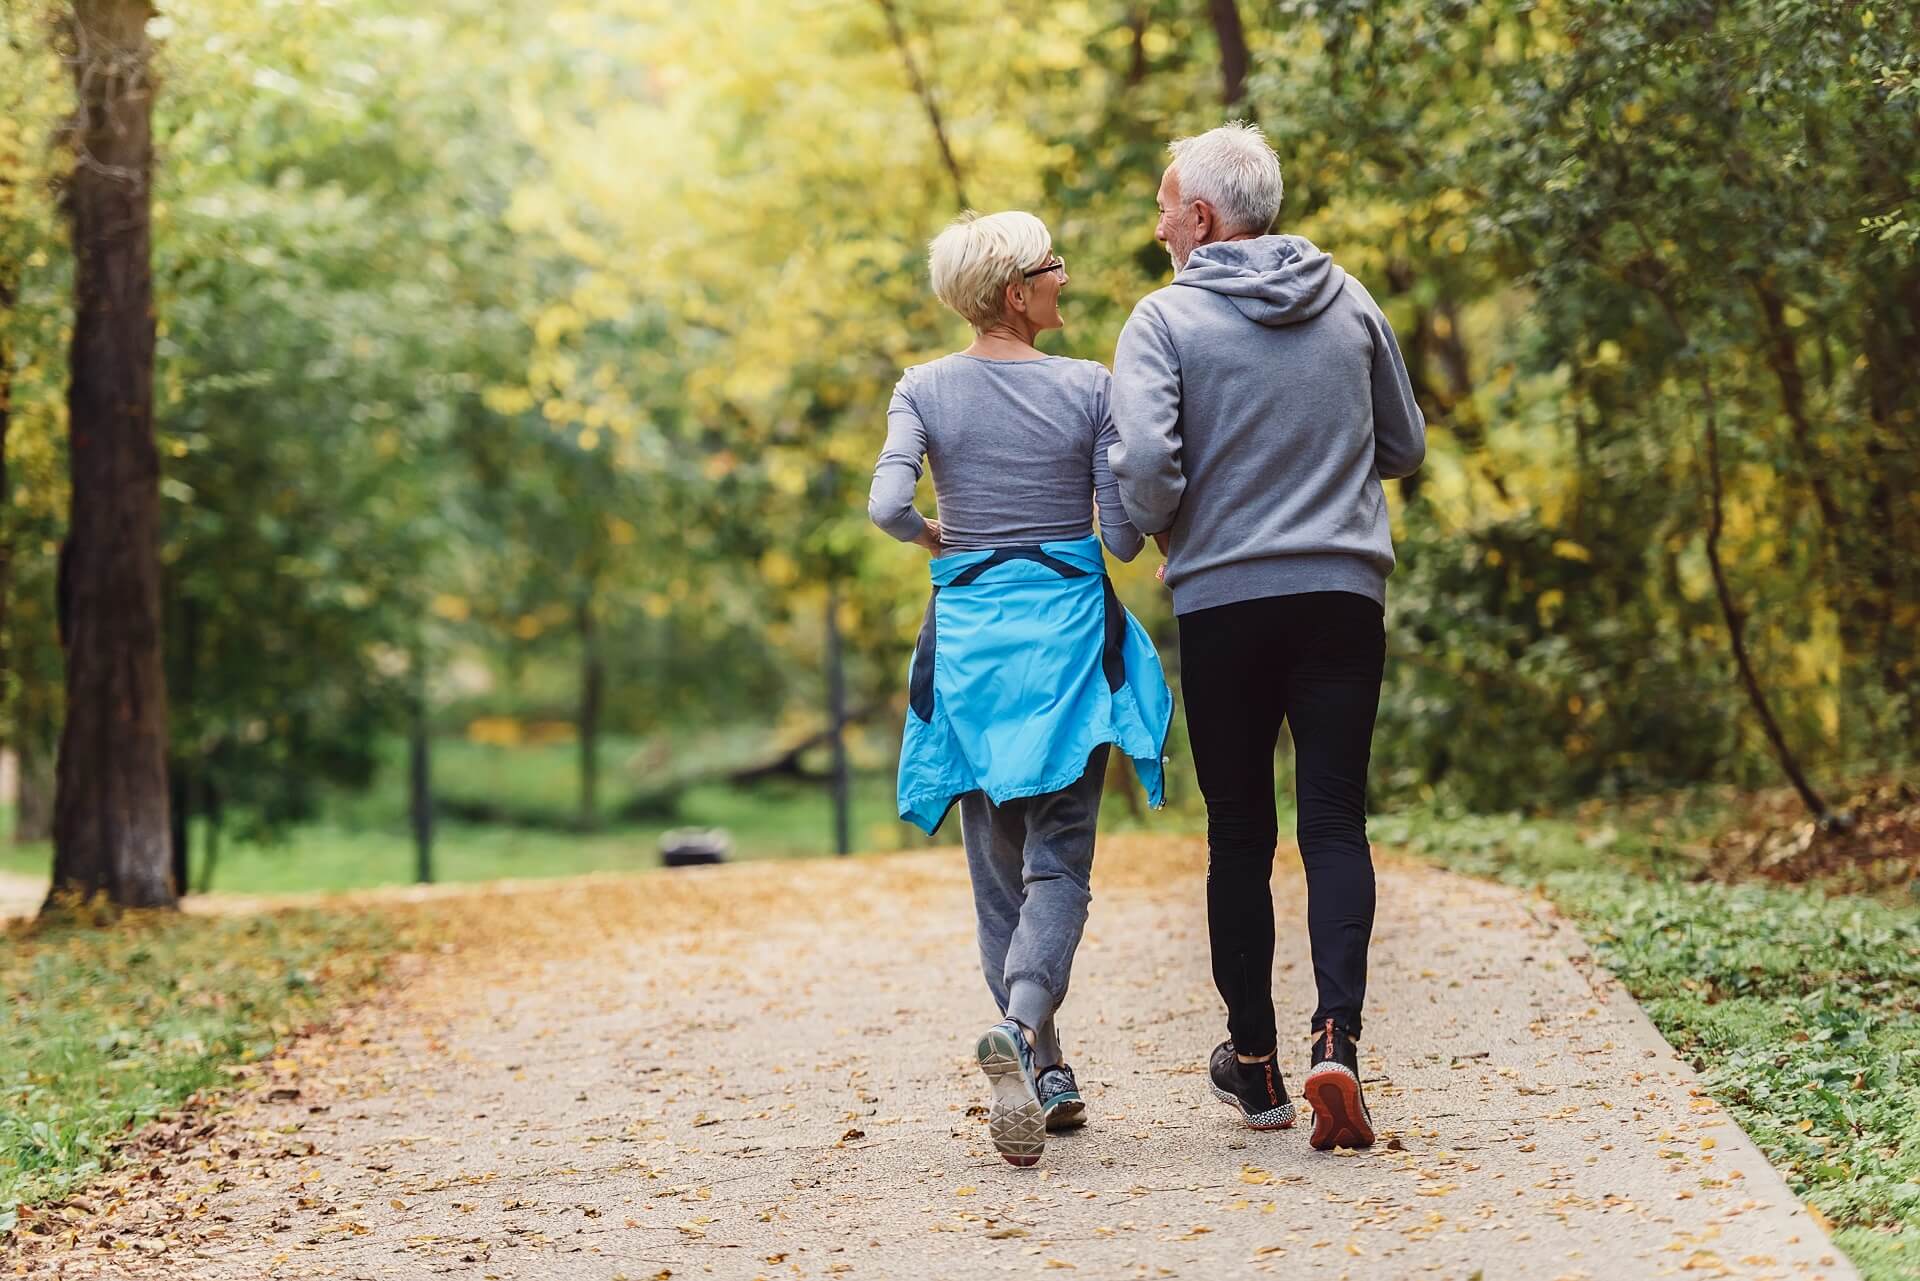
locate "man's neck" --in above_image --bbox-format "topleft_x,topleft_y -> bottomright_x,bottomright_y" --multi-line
1180,229 -> 1263,268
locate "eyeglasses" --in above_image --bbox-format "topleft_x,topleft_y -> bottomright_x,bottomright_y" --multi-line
1022,257 -> 1066,279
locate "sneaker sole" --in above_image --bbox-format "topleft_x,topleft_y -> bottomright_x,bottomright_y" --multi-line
1208,1082 -> 1297,1131
1043,1095 -> 1086,1132
1303,1062 -> 1374,1150
977,1027 -> 1045,1167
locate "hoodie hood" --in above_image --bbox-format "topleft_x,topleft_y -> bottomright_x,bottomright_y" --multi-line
1173,234 -> 1347,327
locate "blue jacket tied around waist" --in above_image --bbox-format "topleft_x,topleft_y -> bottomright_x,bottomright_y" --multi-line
896,536 -> 1174,834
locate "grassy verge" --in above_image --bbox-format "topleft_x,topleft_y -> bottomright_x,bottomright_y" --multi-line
1378,810 -> 1920,1281
0,747 -> 1168,896
0,905 -> 404,1227
0,771 -> 933,896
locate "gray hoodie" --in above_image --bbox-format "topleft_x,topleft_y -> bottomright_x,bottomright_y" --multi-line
1109,234 -> 1425,615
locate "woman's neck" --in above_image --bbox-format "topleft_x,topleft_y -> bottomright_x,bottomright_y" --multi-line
964,321 -> 1047,361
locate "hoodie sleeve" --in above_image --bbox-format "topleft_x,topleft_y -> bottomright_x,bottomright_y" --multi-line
1363,300 -> 1426,480
1108,300 -> 1186,535
868,373 -> 931,543
1090,369 -> 1144,563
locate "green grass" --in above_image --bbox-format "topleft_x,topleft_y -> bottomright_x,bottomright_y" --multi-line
0,906 -> 402,1226
0,755 -> 946,895
1377,810 -> 1920,1280
1,734 -> 1178,895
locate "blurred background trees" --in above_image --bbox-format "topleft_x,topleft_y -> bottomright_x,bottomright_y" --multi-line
1,0 -> 1913,898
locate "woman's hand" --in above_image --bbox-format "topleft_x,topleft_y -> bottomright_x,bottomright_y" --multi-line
1154,531 -> 1169,584
913,518 -> 945,554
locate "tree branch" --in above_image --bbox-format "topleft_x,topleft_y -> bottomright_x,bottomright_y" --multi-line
873,0 -> 968,207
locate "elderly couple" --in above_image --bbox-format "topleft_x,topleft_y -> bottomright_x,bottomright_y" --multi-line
868,122 -> 1425,1167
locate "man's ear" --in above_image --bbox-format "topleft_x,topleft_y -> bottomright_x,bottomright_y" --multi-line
1193,199 -> 1217,243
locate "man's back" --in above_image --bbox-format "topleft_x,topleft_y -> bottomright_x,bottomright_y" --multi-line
1109,235 -> 1424,616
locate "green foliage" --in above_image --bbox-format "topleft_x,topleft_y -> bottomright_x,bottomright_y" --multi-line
0,908 -> 398,1216
6,0 -> 1918,857
1381,810 -> 1920,1273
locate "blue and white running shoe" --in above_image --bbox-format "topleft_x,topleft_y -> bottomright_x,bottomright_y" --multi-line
976,1020 -> 1046,1167
1037,1062 -> 1087,1131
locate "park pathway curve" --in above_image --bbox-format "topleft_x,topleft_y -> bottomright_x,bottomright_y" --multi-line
15,837 -> 1855,1280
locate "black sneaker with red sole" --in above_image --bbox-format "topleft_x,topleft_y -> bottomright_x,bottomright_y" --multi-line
1207,1040 -> 1297,1130
1302,1018 -> 1374,1150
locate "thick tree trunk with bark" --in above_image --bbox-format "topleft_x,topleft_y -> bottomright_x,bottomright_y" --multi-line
48,0 -> 175,910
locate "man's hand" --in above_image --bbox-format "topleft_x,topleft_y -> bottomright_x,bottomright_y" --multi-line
913,518 -> 944,554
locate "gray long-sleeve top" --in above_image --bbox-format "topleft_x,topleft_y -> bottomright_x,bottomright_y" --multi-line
868,353 -> 1144,562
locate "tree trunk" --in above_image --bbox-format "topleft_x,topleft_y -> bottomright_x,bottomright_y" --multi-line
194,792 -> 220,893
410,650 -> 433,883
1692,355 -> 1830,820
1105,746 -> 1143,821
1627,234 -> 1831,821
14,730 -> 54,842
1208,0 -> 1250,106
167,766 -> 188,893
166,590 -> 200,895
1,265 -> 13,727
825,577 -> 851,857
577,593 -> 602,828
48,0 -> 175,910
1126,6 -> 1148,87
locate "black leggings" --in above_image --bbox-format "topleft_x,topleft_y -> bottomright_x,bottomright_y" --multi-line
1179,591 -> 1384,1056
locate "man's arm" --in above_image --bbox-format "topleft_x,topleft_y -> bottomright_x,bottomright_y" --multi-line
1365,304 -> 1426,479
1108,302 -> 1186,535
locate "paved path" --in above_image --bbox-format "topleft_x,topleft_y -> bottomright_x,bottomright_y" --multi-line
0,871 -> 44,921
14,838 -> 1854,1280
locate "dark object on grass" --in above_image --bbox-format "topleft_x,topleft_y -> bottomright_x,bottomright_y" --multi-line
660,828 -> 731,867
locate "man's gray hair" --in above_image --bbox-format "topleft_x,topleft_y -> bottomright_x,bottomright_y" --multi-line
1168,121 -> 1284,237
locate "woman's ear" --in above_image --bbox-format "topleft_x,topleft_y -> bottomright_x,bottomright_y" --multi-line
1003,280 -> 1029,316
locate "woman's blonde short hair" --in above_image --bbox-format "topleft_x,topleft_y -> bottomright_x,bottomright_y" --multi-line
928,210 -> 1053,330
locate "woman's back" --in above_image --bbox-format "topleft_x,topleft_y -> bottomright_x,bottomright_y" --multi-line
870,354 -> 1142,559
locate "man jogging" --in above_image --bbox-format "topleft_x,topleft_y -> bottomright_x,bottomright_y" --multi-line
1108,121 -> 1425,1151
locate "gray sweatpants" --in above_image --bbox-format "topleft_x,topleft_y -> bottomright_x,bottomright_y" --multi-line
958,745 -> 1109,1068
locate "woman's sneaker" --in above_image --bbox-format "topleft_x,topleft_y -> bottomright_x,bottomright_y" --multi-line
1302,1018 -> 1375,1150
1207,1041 -> 1297,1130
976,1020 -> 1046,1167
1037,1063 -> 1087,1131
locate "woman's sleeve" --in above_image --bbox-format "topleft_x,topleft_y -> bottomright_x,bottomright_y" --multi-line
1092,371 -> 1145,563
868,375 -> 931,542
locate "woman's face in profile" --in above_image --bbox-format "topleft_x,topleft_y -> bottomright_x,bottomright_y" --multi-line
1023,255 -> 1069,332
